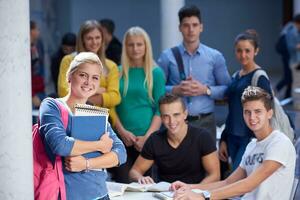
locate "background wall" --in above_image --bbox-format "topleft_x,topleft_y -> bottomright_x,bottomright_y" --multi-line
189,0 -> 282,73
30,0 -> 284,93
69,0 -> 161,60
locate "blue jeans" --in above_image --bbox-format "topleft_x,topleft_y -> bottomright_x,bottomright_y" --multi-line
227,134 -> 252,171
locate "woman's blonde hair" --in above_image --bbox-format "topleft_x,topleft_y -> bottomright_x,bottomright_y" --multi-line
76,20 -> 107,70
66,52 -> 103,80
120,26 -> 155,102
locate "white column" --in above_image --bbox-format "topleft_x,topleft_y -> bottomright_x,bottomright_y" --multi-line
0,0 -> 33,199
160,0 -> 185,51
294,0 -> 300,15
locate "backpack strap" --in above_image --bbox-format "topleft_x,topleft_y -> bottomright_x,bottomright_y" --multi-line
232,70 -> 240,79
37,98 -> 69,128
53,99 -> 68,200
171,46 -> 186,80
251,69 -> 276,97
251,69 -> 269,86
55,99 -> 68,129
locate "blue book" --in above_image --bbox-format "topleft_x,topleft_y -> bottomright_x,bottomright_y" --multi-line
71,104 -> 109,158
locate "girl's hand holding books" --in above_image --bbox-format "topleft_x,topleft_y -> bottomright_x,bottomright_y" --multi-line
99,133 -> 113,153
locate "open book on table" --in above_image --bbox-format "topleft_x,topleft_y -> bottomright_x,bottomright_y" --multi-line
152,189 -> 204,200
106,181 -> 171,197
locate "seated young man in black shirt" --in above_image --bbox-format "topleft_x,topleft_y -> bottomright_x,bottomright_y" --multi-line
129,93 -> 220,184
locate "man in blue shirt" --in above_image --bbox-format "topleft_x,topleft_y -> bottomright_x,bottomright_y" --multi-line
157,5 -> 231,140
276,14 -> 300,98
285,14 -> 300,68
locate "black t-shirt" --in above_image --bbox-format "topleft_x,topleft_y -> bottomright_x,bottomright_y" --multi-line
141,125 -> 216,184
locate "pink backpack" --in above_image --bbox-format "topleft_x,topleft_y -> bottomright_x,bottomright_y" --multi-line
33,99 -> 68,200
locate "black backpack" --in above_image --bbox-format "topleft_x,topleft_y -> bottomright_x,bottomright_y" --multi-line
275,34 -> 288,55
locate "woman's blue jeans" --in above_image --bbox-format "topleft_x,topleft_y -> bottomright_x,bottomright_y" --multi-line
227,134 -> 252,171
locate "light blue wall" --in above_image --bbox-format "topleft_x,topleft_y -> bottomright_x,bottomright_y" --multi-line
31,0 -> 283,73
68,0 -> 161,60
187,0 -> 282,73
54,0 -> 72,38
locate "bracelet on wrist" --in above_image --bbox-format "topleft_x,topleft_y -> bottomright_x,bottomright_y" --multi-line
85,158 -> 90,172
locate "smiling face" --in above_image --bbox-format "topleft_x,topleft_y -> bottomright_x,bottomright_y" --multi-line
83,28 -> 102,53
160,101 -> 188,136
126,35 -> 146,66
179,16 -> 203,45
69,62 -> 101,101
235,40 -> 258,68
243,100 -> 273,138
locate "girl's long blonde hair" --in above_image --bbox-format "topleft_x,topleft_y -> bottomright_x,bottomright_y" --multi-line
120,26 -> 155,102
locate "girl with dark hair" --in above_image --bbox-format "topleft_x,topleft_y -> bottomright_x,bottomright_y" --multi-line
218,30 -> 273,171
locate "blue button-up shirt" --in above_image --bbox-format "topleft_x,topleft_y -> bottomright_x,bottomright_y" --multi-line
157,43 -> 231,115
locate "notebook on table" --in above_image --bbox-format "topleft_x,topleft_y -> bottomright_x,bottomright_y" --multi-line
71,104 -> 109,158
152,189 -> 204,200
106,181 -> 171,198
152,191 -> 174,200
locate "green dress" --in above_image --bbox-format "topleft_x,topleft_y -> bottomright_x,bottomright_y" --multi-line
117,66 -> 165,136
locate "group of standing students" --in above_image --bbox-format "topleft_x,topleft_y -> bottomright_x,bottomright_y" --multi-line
40,18 -> 165,199
38,4 -> 291,200
57,20 -> 166,184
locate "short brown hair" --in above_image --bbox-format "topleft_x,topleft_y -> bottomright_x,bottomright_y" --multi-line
158,93 -> 186,110
241,86 -> 273,110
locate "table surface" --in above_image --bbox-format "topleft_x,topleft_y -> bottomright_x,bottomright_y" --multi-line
110,191 -> 159,200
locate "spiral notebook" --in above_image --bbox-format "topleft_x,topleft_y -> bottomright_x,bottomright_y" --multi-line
71,104 -> 109,158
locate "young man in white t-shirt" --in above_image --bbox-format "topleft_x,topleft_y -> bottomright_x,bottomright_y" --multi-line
171,86 -> 296,200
